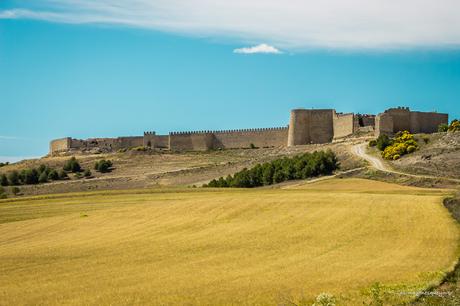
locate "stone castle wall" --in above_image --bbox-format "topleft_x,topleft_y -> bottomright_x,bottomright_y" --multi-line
376,107 -> 448,136
50,137 -> 72,153
333,112 -> 356,139
169,127 -> 288,151
287,109 -> 335,146
169,132 -> 215,151
375,113 -> 394,136
410,111 -> 448,134
49,106 -> 448,154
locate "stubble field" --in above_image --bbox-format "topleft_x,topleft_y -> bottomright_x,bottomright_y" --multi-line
0,178 -> 458,305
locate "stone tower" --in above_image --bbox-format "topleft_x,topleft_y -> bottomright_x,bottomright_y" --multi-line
287,109 -> 335,146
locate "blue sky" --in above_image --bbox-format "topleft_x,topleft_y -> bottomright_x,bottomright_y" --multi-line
1,1 -> 460,161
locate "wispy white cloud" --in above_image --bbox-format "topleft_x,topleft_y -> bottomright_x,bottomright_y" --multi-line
234,44 -> 281,54
1,1 -> 460,50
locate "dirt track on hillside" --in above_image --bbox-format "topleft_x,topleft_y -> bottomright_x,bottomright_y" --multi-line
351,143 -> 460,184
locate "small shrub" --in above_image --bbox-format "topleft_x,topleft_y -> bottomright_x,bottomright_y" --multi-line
63,157 -> 81,173
0,162 -> 9,168
381,131 -> 418,160
368,140 -> 377,147
83,169 -> 92,178
48,169 -> 59,181
406,145 -> 417,153
7,171 -> 20,186
94,159 -> 113,173
0,173 -> 8,186
131,146 -> 147,151
249,143 -> 257,149
74,172 -> 82,179
448,119 -> 460,132
22,169 -> 39,184
438,123 -> 449,132
38,171 -> 48,183
376,134 -> 392,151
312,293 -> 336,306
37,164 -> 48,175
58,169 -> 68,180
11,186 -> 20,195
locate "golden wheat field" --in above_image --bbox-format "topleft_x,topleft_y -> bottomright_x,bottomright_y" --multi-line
0,178 -> 458,305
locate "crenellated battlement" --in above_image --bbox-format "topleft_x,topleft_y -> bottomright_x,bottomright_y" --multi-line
169,126 -> 288,136
49,106 -> 447,154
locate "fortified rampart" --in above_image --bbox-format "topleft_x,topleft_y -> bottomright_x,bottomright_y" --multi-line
375,107 -> 448,136
49,106 -> 448,154
169,127 -> 288,151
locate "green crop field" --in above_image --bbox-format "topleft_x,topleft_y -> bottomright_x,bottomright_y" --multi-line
0,178 -> 458,305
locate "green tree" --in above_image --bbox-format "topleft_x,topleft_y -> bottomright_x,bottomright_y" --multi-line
8,171 -> 20,186
203,150 -> 339,189
95,159 -> 113,173
64,157 -> 81,173
38,164 -> 49,175
262,164 -> 275,185
376,134 -> 392,151
273,169 -> 285,183
0,173 -> 8,186
48,169 -> 59,180
38,171 -> 48,183
23,169 -> 39,184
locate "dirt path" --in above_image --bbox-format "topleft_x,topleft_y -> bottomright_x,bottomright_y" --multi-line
352,143 -> 390,172
351,143 -> 460,183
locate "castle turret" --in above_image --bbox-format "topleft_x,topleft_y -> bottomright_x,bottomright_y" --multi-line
287,109 -> 334,146
143,131 -> 156,148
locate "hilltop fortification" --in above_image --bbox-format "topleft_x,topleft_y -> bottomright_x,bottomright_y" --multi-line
375,107 -> 448,136
49,107 -> 447,154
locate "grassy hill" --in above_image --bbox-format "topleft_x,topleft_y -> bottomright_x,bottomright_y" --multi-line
0,178 -> 457,305
0,141 -> 363,197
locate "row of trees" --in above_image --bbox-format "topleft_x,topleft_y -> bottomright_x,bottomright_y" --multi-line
0,157 -> 114,187
0,157 -> 115,187
205,150 -> 339,188
0,164 -> 70,186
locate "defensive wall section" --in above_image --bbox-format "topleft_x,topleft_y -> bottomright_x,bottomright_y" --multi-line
50,136 -> 144,154
287,109 -> 335,146
169,127 -> 288,151
333,112 -> 358,139
49,106 -> 448,154
376,107 -> 448,136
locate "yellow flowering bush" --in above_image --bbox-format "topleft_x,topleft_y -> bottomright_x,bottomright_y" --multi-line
448,120 -> 460,132
381,131 -> 418,160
